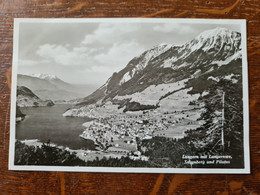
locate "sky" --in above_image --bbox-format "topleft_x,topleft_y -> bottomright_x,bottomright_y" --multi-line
17,20 -> 241,87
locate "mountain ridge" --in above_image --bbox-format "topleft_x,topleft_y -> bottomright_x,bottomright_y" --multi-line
17,86 -> 54,107
70,27 -> 241,112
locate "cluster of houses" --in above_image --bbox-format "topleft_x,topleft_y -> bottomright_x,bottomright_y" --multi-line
80,109 -> 192,158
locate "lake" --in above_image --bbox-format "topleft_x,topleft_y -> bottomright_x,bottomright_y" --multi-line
16,104 -> 96,150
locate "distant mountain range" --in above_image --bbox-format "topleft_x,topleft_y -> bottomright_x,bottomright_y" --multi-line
64,27 -> 242,116
31,73 -> 60,81
17,74 -> 97,101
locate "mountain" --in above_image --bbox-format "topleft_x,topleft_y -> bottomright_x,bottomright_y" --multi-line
31,73 -> 59,81
64,27 -> 242,117
17,74 -> 96,101
16,86 -> 54,107
16,105 -> 26,122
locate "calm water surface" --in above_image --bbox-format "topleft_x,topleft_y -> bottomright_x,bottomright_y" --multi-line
16,104 -> 95,150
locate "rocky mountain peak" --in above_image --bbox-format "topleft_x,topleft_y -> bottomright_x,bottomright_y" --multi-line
196,27 -> 240,40
186,27 -> 241,53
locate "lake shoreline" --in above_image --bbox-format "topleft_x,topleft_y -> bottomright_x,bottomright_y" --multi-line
17,104 -> 96,150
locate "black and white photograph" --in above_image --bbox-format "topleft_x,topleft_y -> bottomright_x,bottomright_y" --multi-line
9,18 -> 249,173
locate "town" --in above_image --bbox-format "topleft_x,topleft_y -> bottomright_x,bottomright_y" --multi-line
80,106 -> 202,160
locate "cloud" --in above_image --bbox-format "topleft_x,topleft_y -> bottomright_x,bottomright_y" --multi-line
93,40 -> 145,72
18,59 -> 49,67
36,44 -> 91,66
36,36 -> 145,76
77,40 -> 146,85
153,23 -> 195,34
32,23 -> 148,85
82,23 -> 139,45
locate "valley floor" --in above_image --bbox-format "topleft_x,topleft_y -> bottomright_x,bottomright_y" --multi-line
79,102 -> 204,161
20,101 -> 204,164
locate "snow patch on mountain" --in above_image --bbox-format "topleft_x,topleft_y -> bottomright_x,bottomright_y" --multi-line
119,71 -> 132,85
208,73 -> 240,84
191,69 -> 202,78
208,76 -> 220,82
201,91 -> 209,97
119,43 -> 172,85
31,73 -> 59,81
212,50 -> 242,67
204,67 -> 215,74
224,74 -> 239,84
162,58 -> 175,68
178,62 -> 189,69
162,57 -> 190,70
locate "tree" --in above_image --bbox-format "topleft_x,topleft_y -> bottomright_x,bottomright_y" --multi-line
14,141 -> 86,166
198,79 -> 243,163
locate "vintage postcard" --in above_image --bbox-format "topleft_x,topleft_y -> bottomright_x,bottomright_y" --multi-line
9,18 -> 250,173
